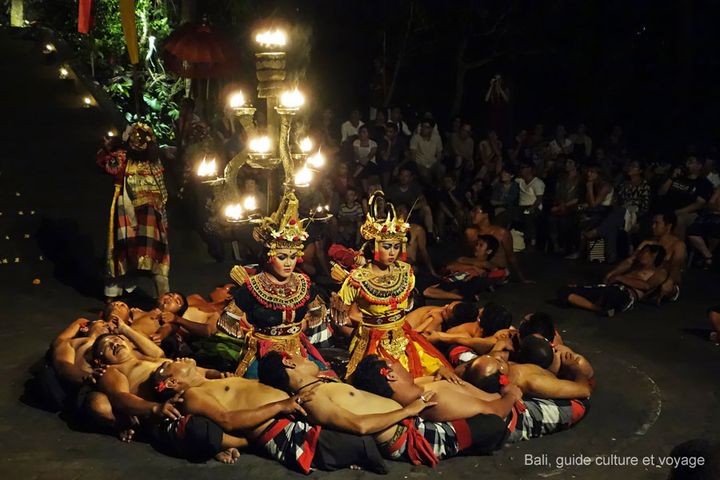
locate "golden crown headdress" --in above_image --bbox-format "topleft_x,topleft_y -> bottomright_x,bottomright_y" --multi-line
253,191 -> 309,257
126,122 -> 156,151
360,191 -> 410,261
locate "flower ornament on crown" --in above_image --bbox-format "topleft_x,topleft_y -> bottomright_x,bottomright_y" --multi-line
360,191 -> 411,261
253,191 -> 309,258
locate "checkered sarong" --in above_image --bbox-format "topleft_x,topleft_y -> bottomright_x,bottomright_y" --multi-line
383,416 -> 461,465
506,397 -> 589,442
304,318 -> 333,348
257,418 -> 321,474
111,197 -> 169,277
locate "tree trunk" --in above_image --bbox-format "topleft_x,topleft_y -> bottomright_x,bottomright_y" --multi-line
384,1 -> 414,108
450,66 -> 467,118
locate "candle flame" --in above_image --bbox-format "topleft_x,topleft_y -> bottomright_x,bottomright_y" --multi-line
294,166 -> 313,187
228,91 -> 246,108
224,203 -> 244,221
299,137 -> 313,153
249,136 -> 272,153
197,157 -> 218,177
59,67 -> 69,78
242,195 -> 258,211
307,151 -> 325,169
255,29 -> 287,47
280,89 -> 304,109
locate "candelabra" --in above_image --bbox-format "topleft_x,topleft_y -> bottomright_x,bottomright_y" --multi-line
195,28 -> 326,224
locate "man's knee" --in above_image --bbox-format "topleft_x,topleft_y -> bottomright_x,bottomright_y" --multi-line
86,392 -> 114,424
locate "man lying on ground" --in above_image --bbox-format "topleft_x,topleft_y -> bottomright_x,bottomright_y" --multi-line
152,358 -> 393,473
558,244 -> 668,316
353,353 -> 589,444
423,235 -> 510,300
405,301 -> 475,334
93,329 -> 246,462
459,337 -> 594,400
604,212 -> 685,303
258,352 -> 509,467
421,302 -> 514,356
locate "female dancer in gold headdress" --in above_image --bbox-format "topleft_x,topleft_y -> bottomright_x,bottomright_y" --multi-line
332,191 -> 452,379
232,192 -> 331,378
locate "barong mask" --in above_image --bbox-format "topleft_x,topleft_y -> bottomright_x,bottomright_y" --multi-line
253,192 -> 309,259
360,191 -> 410,262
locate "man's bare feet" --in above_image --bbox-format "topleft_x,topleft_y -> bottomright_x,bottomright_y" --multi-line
214,447 -> 241,464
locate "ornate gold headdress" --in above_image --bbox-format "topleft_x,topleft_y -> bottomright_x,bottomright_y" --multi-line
126,122 -> 156,151
360,191 -> 410,261
253,191 -> 309,257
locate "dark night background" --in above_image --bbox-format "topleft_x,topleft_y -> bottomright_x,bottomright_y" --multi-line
250,0 -> 720,159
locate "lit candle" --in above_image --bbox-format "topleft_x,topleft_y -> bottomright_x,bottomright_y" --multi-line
228,91 -> 246,108
279,89 -> 304,109
249,136 -> 272,153
59,67 -> 69,79
83,96 -> 93,107
294,166 -> 313,186
307,151 -> 325,169
44,43 -> 56,53
107,130 -> 115,137
299,137 -> 313,153
197,157 -> 217,177
255,29 -> 287,48
243,195 -> 258,211
224,203 -> 244,221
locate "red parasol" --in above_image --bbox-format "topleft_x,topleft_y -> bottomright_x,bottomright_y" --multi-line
162,20 -> 240,78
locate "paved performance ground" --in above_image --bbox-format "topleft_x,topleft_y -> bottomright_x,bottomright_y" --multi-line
1,26 -> 719,480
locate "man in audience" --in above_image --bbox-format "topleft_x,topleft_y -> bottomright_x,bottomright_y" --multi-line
514,161 -> 545,249
410,119 -> 444,185
341,108 -> 364,144
657,156 -> 714,239
387,166 -> 437,241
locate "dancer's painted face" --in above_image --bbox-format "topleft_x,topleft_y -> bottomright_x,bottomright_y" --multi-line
269,249 -> 299,279
377,241 -> 401,266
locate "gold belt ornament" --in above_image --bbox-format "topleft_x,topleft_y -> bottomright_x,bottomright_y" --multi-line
235,328 -> 302,376
362,312 -> 405,325
346,317 -> 409,378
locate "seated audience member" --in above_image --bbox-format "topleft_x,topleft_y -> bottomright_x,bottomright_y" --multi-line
352,125 -> 379,189
465,205 -> 532,283
336,187 -> 364,247
259,352 -> 508,467
687,186 -> 720,269
574,165 -> 624,263
377,122 -> 406,189
615,160 -> 652,229
436,175 -> 467,238
709,306 -> 720,344
605,212 -> 686,302
446,122 -> 475,176
396,203 -> 438,276
386,166 -> 436,241
548,157 -> 581,255
353,354 -> 589,445
340,108 -> 364,145
490,167 -> 519,229
657,155 -> 714,239
154,358 -> 387,473
423,235 -> 508,300
514,161 -> 545,249
410,118 -> 444,185
558,244 -> 668,316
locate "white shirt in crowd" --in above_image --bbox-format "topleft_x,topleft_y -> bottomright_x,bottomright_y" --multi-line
516,176 -> 546,208
410,133 -> 443,168
353,138 -> 378,164
341,120 -> 364,143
